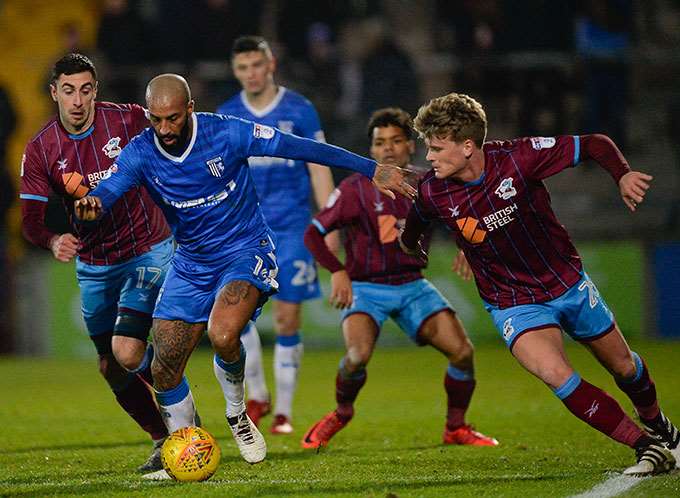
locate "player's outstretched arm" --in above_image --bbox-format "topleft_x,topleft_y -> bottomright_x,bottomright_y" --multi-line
74,195 -> 104,221
578,134 -> 652,212
619,171 -> 653,212
373,163 -> 417,200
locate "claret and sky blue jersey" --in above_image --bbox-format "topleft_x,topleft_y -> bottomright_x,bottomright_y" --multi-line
91,112 -> 376,264
217,87 -> 324,231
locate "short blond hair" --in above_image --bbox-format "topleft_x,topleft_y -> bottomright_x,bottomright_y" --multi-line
414,93 -> 487,147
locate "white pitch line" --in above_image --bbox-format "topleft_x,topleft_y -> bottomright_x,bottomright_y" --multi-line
570,473 -> 648,498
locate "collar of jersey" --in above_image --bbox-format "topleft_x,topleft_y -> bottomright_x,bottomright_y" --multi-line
463,171 -> 485,187
68,124 -> 95,141
240,86 -> 286,118
153,113 -> 198,163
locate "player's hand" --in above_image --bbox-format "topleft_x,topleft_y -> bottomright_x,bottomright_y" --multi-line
451,249 -> 472,281
398,229 -> 427,263
74,196 -> 103,221
373,163 -> 417,200
49,233 -> 79,262
619,171 -> 652,212
330,270 -> 353,309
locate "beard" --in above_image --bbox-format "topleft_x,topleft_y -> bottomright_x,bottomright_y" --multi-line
156,119 -> 191,155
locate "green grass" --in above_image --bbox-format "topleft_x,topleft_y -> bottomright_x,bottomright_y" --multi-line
2,340 -> 680,497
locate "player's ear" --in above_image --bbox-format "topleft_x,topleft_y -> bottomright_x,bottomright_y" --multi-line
92,80 -> 99,98
187,99 -> 195,113
50,83 -> 58,102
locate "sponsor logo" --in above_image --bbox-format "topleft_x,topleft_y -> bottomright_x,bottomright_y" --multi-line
530,137 -> 556,150
448,205 -> 460,217
456,217 -> 487,244
495,177 -> 517,200
502,318 -> 515,340
378,214 -> 399,244
253,123 -> 275,139
206,156 -> 224,177
163,180 -> 236,209
483,203 -> 518,232
57,158 -> 68,171
374,201 -> 384,212
102,137 -> 122,158
62,171 -> 90,198
87,163 -> 119,188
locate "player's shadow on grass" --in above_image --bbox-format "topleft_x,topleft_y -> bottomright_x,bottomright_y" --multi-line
6,440 -> 152,454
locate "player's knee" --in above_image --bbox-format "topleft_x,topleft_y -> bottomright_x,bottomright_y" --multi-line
447,339 -> 474,369
537,365 -> 574,389
207,326 -> 240,354
98,353 -> 127,386
612,353 -> 637,379
273,310 -> 300,334
346,345 -> 371,369
111,336 -> 147,371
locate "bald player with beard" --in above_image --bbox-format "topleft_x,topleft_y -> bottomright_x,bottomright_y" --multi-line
74,73 -> 415,476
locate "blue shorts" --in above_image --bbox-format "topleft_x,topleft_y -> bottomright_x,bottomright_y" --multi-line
341,279 -> 452,344
485,272 -> 615,350
76,237 -> 174,337
271,228 -> 320,303
154,238 -> 279,323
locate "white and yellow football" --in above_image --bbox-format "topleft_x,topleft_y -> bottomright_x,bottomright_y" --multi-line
161,426 -> 221,482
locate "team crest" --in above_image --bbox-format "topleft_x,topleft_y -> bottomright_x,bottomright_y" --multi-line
206,156 -> 224,177
373,201 -> 384,212
102,137 -> 122,158
57,158 -> 68,171
495,177 -> 517,200
277,120 -> 294,134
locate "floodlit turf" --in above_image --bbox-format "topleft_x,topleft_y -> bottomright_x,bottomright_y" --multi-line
2,340 -> 680,497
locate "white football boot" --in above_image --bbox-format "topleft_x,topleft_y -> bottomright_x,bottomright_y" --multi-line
227,411 -> 267,464
623,444 -> 675,476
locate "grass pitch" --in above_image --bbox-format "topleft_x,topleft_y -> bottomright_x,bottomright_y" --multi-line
2,340 -> 680,497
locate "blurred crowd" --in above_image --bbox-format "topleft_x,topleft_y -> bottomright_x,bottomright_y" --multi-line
1,0 -> 680,352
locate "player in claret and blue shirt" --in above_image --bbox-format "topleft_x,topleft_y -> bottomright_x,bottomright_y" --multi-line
217,36 -> 339,434
20,53 -> 171,474
400,92 -> 679,476
300,107 -> 497,449
74,73 -> 413,469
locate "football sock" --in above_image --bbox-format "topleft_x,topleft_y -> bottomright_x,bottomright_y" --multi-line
444,364 -> 476,430
113,373 -> 167,440
615,352 -> 661,422
240,322 -> 269,402
129,343 -> 154,386
556,373 -> 646,448
214,343 -> 247,418
154,376 -> 198,433
273,333 -> 303,418
335,357 -> 367,421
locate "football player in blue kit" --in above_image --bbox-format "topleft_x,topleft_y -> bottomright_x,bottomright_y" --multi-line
74,73 -> 414,470
217,36 -> 338,434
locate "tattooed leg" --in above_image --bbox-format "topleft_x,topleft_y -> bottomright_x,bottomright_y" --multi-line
208,280 -> 261,361
151,319 -> 205,391
209,280 -> 262,422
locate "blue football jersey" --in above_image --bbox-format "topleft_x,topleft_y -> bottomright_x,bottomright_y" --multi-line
91,112 -> 376,263
217,87 -> 324,231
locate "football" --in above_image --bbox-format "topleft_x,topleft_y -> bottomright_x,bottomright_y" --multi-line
160,426 -> 221,482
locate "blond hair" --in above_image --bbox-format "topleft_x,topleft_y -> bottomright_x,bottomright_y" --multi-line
414,93 -> 487,147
